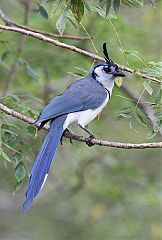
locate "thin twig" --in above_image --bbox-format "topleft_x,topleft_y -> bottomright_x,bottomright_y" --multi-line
0,103 -> 161,149
0,8 -> 91,41
1,1 -> 30,97
108,17 -> 129,66
0,25 -> 161,84
121,82 -> 157,126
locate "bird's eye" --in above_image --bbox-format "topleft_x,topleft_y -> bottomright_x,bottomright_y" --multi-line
103,66 -> 111,73
115,64 -> 118,71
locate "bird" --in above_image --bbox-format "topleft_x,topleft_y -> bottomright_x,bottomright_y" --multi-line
23,43 -> 126,211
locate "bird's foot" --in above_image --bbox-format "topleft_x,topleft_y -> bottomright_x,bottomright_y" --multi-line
60,135 -> 63,145
85,134 -> 96,147
61,129 -> 73,145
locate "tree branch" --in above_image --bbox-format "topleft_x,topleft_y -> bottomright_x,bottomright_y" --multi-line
0,103 -> 161,149
0,8 -> 91,41
0,25 -> 161,84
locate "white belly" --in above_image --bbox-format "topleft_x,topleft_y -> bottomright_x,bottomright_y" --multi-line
63,93 -> 109,130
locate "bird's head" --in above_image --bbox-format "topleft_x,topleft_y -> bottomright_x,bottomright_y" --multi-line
91,43 -> 126,90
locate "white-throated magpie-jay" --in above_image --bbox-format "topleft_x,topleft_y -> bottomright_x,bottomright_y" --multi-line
23,43 -> 126,211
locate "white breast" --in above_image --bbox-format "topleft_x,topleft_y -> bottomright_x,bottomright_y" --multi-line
63,92 -> 109,129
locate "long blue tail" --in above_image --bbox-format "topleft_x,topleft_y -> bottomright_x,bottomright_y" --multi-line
23,115 -> 67,212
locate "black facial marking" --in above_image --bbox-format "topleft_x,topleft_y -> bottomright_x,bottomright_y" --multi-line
92,69 -> 98,79
115,64 -> 118,71
103,66 -> 111,73
103,62 -> 118,74
106,88 -> 111,99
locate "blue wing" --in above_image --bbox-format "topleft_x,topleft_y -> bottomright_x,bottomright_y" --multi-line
35,77 -> 108,124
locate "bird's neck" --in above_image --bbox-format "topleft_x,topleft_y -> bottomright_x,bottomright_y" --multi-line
96,77 -> 115,95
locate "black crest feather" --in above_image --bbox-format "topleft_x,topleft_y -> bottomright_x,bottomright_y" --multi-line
103,42 -> 110,63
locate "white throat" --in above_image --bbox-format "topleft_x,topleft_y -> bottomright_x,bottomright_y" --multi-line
94,66 -> 115,94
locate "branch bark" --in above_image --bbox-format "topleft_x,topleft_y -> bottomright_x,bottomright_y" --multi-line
0,8 -> 91,41
0,103 -> 161,149
0,25 -> 161,84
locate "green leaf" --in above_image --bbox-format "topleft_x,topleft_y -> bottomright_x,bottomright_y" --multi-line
20,105 -> 31,114
14,162 -> 27,182
117,107 -> 133,120
118,112 -> 132,119
2,129 -> 18,136
39,4 -> 48,19
51,0 -> 63,15
1,124 -> 20,132
91,6 -> 117,19
39,0 -> 51,3
143,81 -> 153,95
56,12 -> 67,35
133,0 -> 144,7
71,0 -> 84,23
155,88 -> 162,107
66,16 -> 79,31
122,0 -> 143,7
4,96 -> 16,107
27,126 -> 37,138
142,61 -> 162,79
153,123 -> 160,133
154,112 -> 162,118
106,0 -> 112,16
146,130 -> 157,139
113,0 -> 120,14
12,152 -> 23,168
134,109 -> 147,127
83,1 -> 91,14
27,109 -> 39,118
0,136 -> 2,148
1,50 -> 11,61
3,131 -> 19,148
24,64 -> 39,81
1,150 -> 11,163
13,181 -> 23,193
18,58 -> 39,80
3,143 -> 19,153
9,95 -> 20,102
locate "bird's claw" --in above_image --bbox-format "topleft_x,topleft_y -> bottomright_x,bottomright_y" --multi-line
65,129 -> 73,145
69,138 -> 73,145
60,136 -> 63,145
85,135 -> 96,147
61,129 -> 73,145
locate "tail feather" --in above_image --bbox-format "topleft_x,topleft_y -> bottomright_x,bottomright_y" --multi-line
23,115 -> 67,212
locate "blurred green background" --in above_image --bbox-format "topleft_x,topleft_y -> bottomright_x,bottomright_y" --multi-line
0,0 -> 161,239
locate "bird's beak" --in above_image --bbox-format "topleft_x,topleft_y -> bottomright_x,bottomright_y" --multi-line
113,70 -> 126,77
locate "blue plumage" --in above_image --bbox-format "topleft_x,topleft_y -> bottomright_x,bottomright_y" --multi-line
23,115 -> 67,212
35,76 -> 107,124
23,75 -> 107,212
23,53 -> 125,211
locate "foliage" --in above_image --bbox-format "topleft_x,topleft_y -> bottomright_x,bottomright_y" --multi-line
30,0 -> 155,35
0,0 -> 161,239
